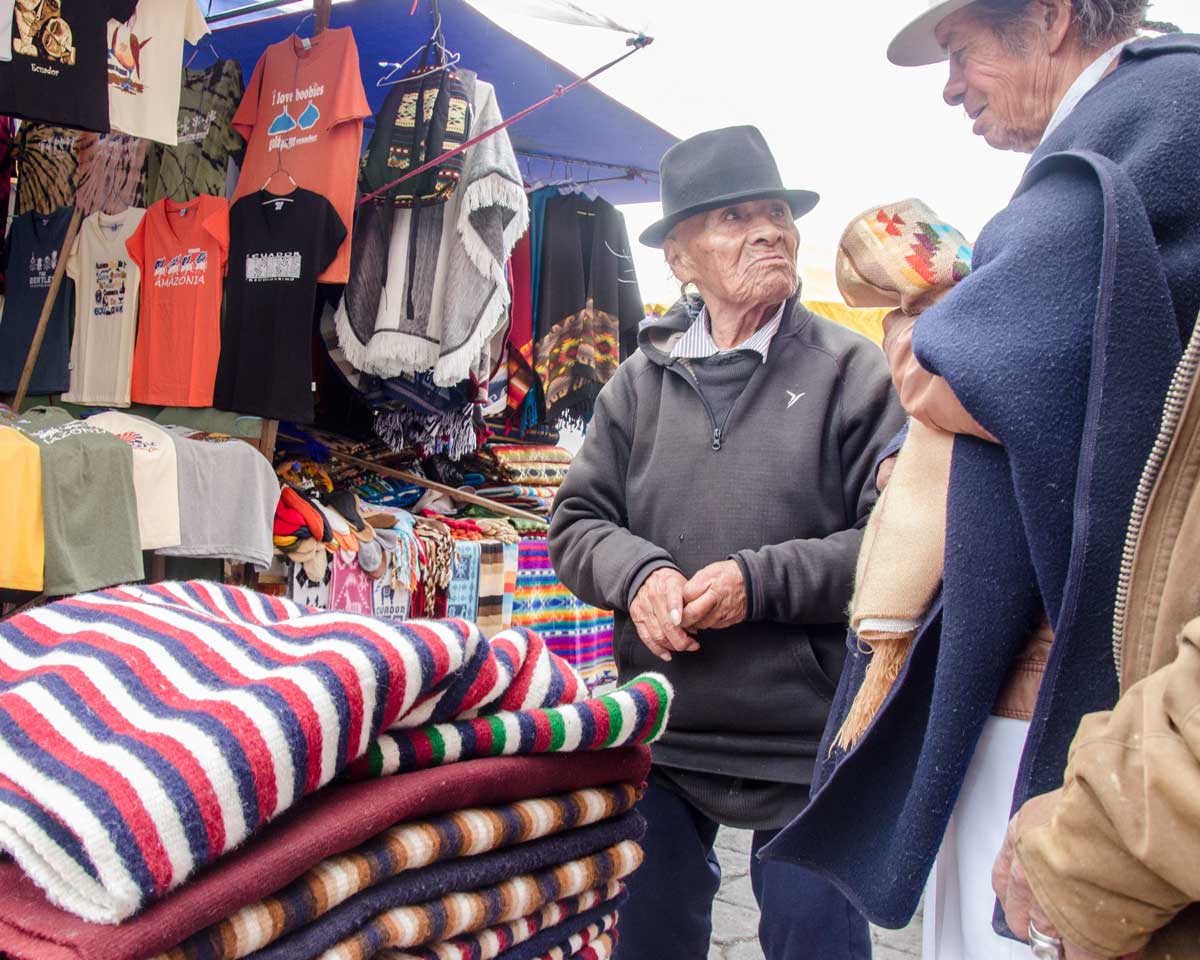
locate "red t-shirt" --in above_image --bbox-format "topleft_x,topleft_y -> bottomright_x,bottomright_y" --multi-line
126,194 -> 229,406
231,27 -> 370,284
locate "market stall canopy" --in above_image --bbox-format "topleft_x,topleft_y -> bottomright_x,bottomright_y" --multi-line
204,0 -> 678,204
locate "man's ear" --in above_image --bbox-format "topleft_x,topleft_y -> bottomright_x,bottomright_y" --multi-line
664,237 -> 693,286
1035,0 -> 1074,55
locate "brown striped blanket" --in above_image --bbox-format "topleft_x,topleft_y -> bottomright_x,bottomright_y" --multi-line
157,785 -> 639,960
320,840 -> 642,960
379,889 -> 623,960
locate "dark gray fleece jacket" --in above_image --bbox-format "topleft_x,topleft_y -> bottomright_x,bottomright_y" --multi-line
549,296 -> 904,786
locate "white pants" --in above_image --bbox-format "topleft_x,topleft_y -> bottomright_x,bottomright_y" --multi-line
922,716 -> 1036,960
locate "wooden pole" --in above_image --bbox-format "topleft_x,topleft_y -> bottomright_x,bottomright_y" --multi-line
313,0 -> 333,34
12,207 -> 82,411
278,432 -> 549,524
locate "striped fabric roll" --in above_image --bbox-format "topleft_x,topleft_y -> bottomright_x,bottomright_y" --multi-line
534,926 -> 617,960
158,785 -> 640,960
512,539 -> 616,692
319,841 -> 642,960
350,675 -> 672,779
381,888 -> 625,960
0,582 -> 588,922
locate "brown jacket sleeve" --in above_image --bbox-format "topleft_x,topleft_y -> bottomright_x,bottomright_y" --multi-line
1016,618 -> 1200,957
882,311 -> 998,443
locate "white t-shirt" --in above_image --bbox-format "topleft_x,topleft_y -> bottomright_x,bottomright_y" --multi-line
64,207 -> 146,407
108,0 -> 210,144
89,412 -> 182,551
0,0 -> 15,62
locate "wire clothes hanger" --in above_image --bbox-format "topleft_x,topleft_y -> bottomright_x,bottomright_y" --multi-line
376,0 -> 459,87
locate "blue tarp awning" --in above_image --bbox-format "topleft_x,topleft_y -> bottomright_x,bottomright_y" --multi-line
202,0 -> 678,204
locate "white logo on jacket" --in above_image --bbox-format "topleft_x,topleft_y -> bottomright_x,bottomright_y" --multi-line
786,390 -> 806,408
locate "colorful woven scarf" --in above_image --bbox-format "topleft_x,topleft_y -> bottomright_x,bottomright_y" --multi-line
476,541 -> 508,639
445,541 -> 482,621
319,842 -> 642,960
513,538 -> 616,690
157,785 -> 638,960
507,234 -> 537,420
349,675 -> 670,779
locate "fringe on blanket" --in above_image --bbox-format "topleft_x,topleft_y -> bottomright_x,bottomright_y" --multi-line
431,169 -> 530,388
334,297 -> 442,380
374,406 -> 484,460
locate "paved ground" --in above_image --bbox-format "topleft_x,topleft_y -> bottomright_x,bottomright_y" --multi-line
707,828 -> 922,960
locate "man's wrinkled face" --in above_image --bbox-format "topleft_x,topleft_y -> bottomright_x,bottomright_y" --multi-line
666,198 -> 800,307
935,8 -> 1052,152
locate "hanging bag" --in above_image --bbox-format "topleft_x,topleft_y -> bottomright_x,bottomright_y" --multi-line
360,43 -> 472,207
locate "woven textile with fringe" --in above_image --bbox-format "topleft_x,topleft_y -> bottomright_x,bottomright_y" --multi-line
335,73 -> 528,389
834,198 -> 972,750
532,194 -> 641,428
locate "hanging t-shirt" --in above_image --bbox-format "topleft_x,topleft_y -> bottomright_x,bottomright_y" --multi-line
75,131 -> 147,215
0,206 -> 74,394
159,424 -> 279,569
0,0 -> 15,62
89,411 -> 181,550
107,0 -> 209,145
63,207 -> 144,406
232,26 -> 370,283
214,188 -> 345,422
14,123 -> 79,215
144,58 -> 245,205
0,424 -> 44,592
12,406 -> 143,596
126,193 -> 229,406
0,0 -> 138,132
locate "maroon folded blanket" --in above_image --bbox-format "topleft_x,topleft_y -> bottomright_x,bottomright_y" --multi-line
0,748 -> 650,960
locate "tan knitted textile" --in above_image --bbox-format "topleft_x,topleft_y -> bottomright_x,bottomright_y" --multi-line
835,199 -> 972,750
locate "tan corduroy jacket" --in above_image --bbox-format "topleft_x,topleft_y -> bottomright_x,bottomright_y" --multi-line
1015,327 -> 1200,959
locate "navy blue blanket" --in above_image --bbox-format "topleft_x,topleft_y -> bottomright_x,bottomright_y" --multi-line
764,34 -> 1200,928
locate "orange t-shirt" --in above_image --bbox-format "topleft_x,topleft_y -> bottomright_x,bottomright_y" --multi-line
231,27 -> 371,284
126,194 -> 230,406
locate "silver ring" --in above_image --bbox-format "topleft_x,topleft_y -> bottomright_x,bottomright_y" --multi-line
1028,919 -> 1064,959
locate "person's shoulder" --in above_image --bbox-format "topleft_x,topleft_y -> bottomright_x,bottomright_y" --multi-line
1092,35 -> 1200,121
787,304 -> 886,375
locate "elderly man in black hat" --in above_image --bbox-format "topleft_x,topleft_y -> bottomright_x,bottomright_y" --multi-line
549,125 -> 904,958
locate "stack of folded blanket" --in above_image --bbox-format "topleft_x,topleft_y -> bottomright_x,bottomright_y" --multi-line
0,581 -> 670,959
467,442 -> 574,518
470,444 -> 573,488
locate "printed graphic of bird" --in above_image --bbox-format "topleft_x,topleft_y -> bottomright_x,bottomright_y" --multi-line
110,22 -> 151,81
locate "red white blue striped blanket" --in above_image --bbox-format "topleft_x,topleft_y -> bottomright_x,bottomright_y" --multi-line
0,582 -> 616,923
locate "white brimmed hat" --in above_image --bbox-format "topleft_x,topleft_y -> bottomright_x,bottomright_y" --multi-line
888,0 -> 976,66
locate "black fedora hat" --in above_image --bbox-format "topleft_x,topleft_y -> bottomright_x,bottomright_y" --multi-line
639,125 -> 819,248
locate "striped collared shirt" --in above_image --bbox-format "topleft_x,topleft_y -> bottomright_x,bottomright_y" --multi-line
670,303 -> 785,364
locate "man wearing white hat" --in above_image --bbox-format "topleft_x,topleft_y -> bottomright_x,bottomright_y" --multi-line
759,3 -> 1200,960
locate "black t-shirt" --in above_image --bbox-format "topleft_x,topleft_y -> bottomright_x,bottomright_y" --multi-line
0,0 -> 138,133
214,188 -> 346,423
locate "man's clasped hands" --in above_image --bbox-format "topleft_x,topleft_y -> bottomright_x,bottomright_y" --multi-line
629,563 -> 747,661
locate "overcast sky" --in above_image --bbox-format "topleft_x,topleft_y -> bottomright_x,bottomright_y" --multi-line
468,0 -> 1199,303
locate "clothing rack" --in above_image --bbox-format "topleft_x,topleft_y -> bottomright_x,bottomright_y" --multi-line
278,430 -> 549,524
